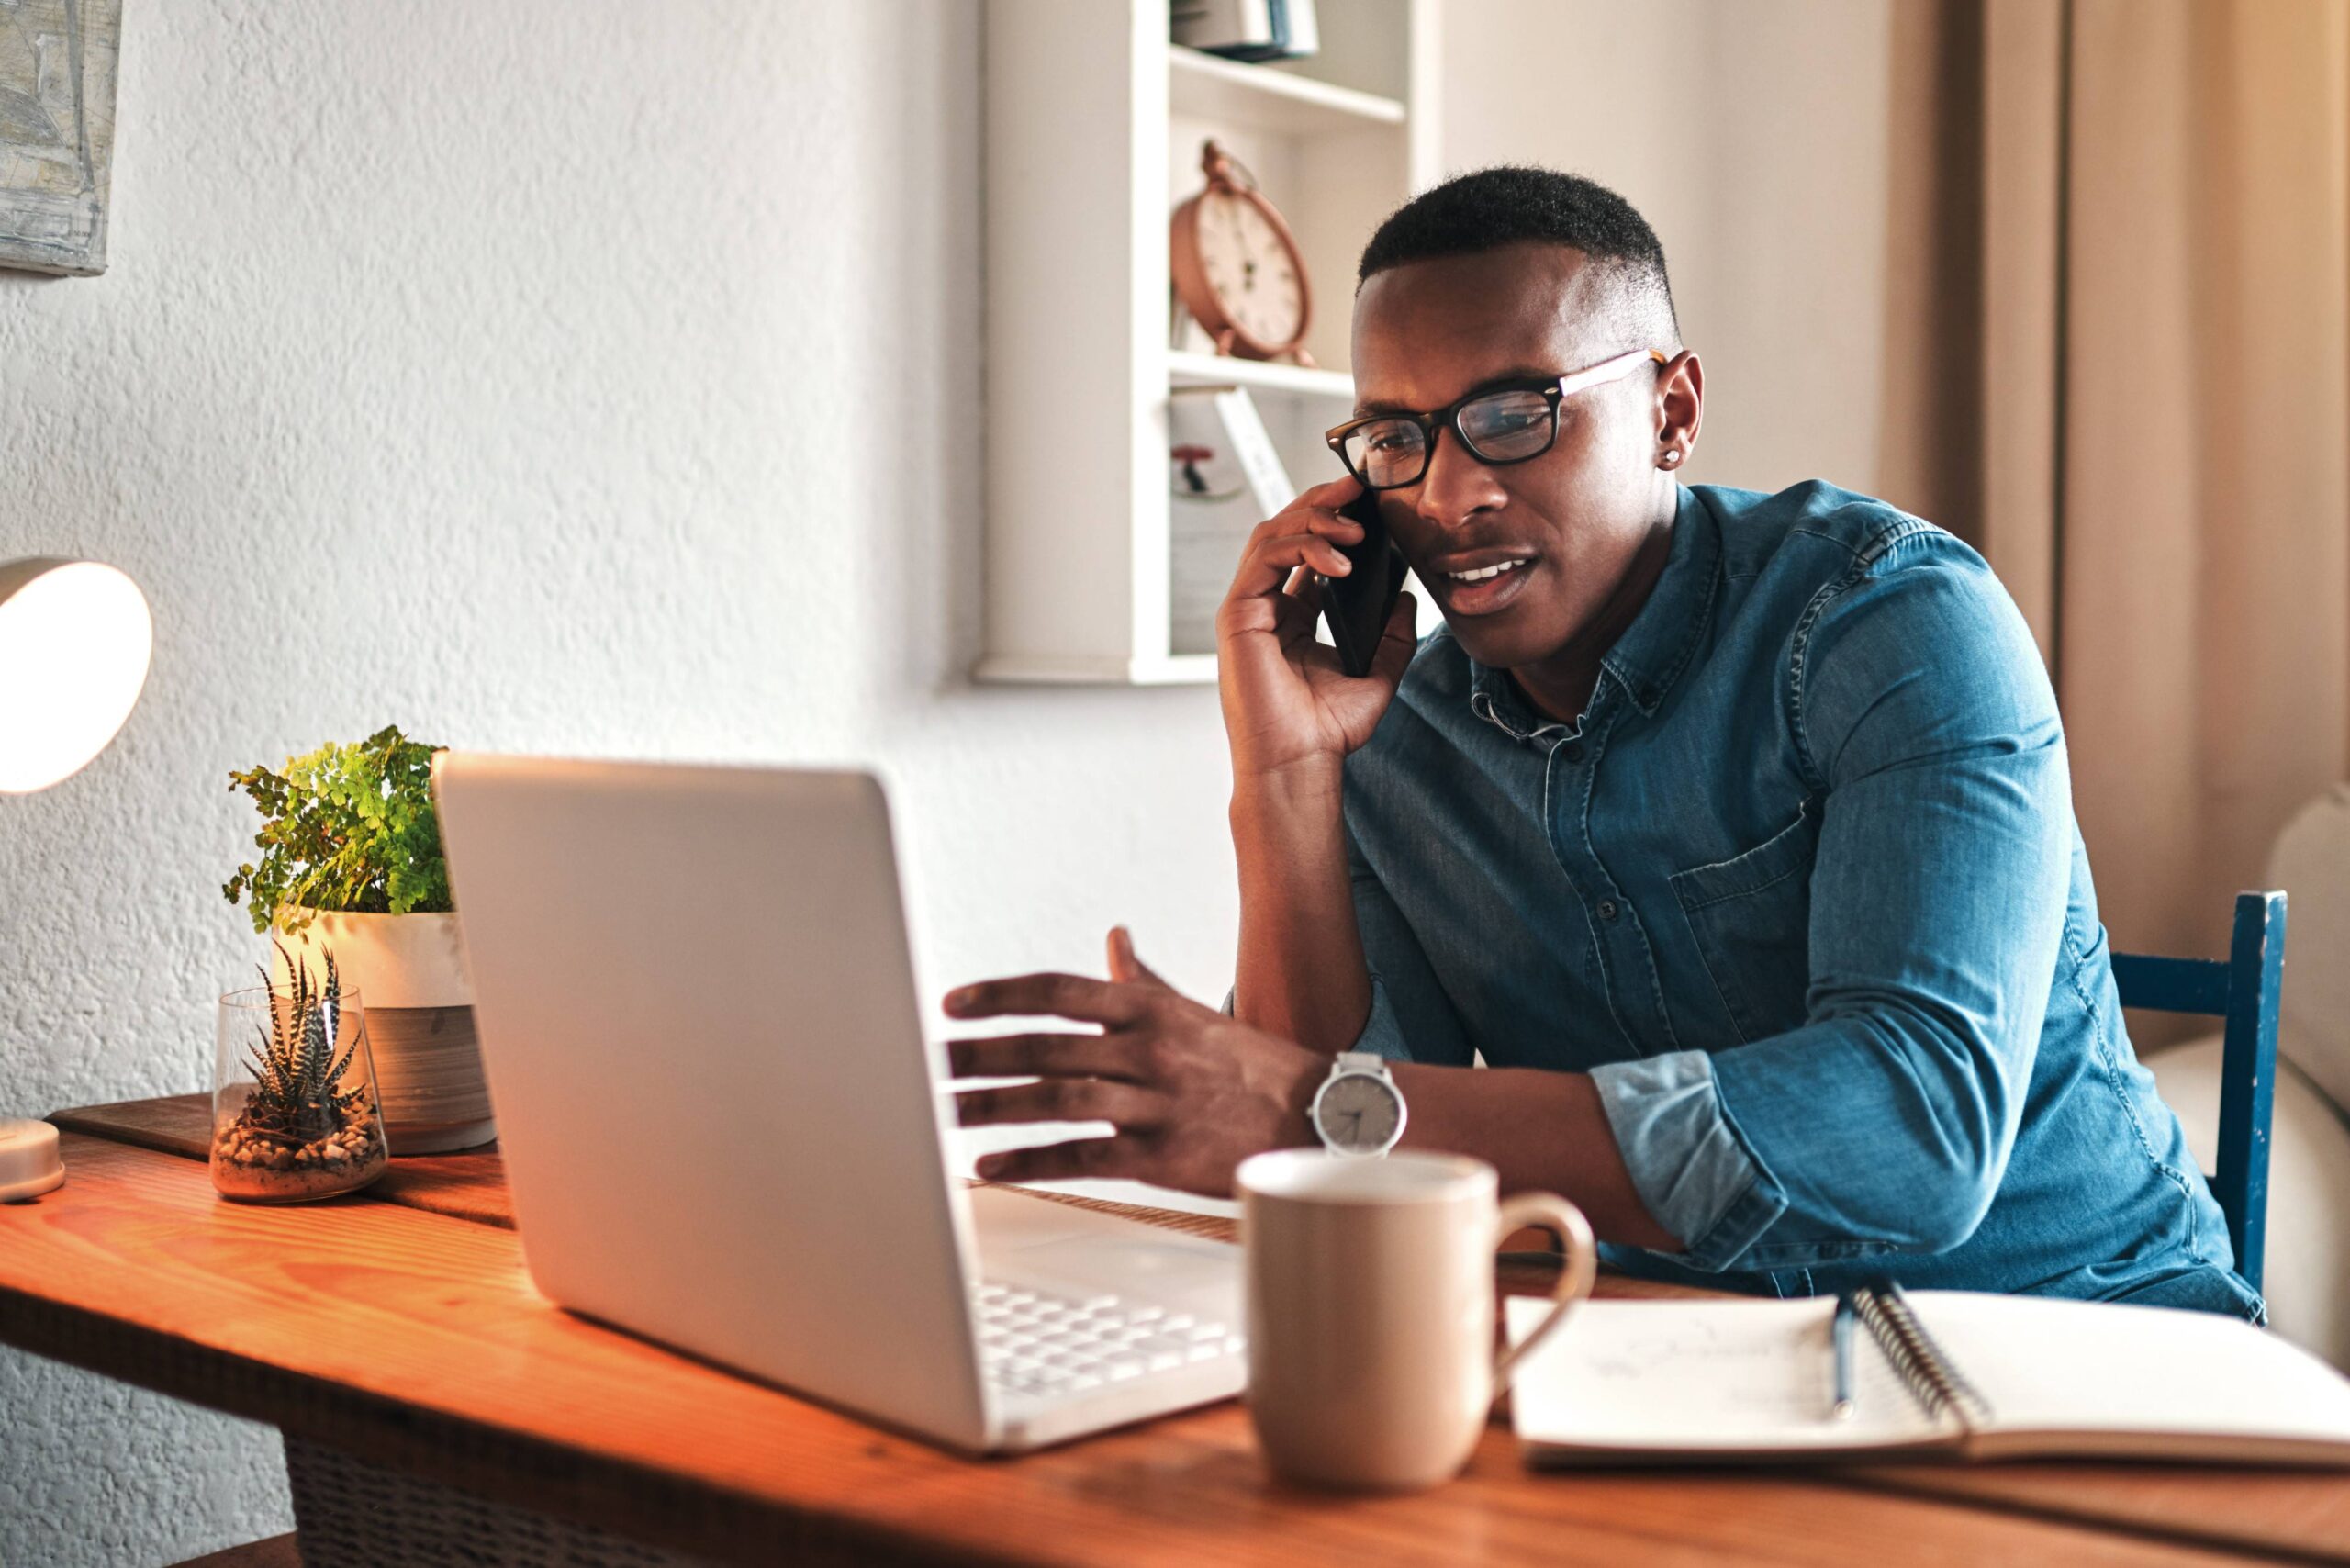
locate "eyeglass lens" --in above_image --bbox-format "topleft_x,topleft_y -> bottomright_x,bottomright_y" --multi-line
1338,387 -> 1557,488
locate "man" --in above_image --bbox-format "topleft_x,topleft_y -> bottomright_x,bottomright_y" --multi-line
947,166 -> 2258,1315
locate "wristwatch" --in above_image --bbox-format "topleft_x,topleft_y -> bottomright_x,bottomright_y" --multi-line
1308,1052 -> 1407,1157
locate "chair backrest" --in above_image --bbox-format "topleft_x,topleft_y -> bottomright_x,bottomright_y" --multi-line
2109,890 -> 2288,1294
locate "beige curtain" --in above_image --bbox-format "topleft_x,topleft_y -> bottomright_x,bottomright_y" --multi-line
1876,0 -> 2350,1001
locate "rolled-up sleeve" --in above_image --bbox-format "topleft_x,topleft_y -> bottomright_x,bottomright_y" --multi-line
1589,1051 -> 1790,1269
1595,542 -> 2069,1271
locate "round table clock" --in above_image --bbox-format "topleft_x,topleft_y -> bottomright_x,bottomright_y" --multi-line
1170,139 -> 1315,365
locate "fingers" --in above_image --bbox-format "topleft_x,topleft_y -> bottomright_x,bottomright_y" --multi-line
973,1137 -> 1136,1184
947,1030 -> 1147,1082
1220,539 -> 1348,644
1368,589 -> 1420,688
1225,502 -> 1368,607
944,972 -> 1153,1025
1295,473 -> 1365,510
1270,581 -> 1321,649
956,1078 -> 1165,1129
1105,925 -> 1171,991
1263,530 -> 1355,581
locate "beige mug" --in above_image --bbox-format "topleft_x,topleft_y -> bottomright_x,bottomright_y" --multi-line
1236,1148 -> 1597,1492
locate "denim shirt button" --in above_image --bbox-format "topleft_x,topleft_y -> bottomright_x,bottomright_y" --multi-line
1561,742 -> 1586,764
1596,898 -> 1620,921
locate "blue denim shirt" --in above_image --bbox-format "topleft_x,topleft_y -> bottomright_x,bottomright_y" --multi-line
1343,481 -> 2262,1317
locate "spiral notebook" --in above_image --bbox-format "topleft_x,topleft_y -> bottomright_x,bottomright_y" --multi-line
1505,1287 -> 2350,1466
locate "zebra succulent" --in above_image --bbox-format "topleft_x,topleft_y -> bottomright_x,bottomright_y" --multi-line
239,944 -> 371,1144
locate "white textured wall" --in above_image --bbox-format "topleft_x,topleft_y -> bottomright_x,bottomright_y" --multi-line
0,5 -> 1245,1562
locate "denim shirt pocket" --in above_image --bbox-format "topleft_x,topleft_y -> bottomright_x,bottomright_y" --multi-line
1669,798 -> 1822,1043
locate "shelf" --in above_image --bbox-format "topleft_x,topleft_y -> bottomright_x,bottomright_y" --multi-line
979,1 -> 1436,687
1169,350 -> 1356,400
1169,45 -> 1406,136
973,652 -> 1218,687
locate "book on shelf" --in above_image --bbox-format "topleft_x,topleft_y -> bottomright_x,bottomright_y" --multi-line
1168,386 -> 1296,656
1172,0 -> 1318,62
1208,386 -> 1293,520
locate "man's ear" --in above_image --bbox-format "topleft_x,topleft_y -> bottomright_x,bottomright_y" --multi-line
1654,349 -> 1704,467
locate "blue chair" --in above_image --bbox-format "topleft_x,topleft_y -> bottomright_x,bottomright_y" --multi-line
2109,890 -> 2288,1294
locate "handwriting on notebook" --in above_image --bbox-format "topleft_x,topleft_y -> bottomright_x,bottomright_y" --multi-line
1581,1316 -> 1787,1381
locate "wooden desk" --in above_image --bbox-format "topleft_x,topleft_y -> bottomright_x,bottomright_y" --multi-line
2,1099 -> 2344,1567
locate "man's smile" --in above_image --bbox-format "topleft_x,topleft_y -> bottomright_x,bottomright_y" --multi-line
1419,546 -> 1540,616
1446,560 -> 1523,581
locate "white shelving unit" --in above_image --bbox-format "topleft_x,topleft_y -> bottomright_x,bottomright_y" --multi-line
1168,44 -> 1406,135
979,0 -> 1443,686
1167,349 -> 1357,399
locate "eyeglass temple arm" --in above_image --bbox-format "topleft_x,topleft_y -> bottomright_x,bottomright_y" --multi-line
1554,348 -> 1671,397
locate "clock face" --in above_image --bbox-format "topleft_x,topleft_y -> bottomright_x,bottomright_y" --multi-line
1195,188 -> 1305,351
1316,1070 -> 1403,1155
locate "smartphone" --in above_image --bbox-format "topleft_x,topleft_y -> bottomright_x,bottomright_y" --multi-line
1318,484 -> 1408,678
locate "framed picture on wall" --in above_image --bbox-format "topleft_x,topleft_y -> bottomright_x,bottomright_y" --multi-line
0,0 -> 121,276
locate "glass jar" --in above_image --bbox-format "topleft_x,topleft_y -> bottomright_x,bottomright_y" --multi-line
210,951 -> 388,1203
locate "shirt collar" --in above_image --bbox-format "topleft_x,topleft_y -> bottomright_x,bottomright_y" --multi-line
1467,658 -> 1556,741
1466,485 -> 1720,736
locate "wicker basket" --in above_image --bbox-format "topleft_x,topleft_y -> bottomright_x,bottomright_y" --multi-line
283,1437 -> 718,1567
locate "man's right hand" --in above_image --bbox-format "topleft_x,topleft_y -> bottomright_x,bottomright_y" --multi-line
1215,476 -> 1421,786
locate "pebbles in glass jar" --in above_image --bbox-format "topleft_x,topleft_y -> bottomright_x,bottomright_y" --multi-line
210,946 -> 388,1203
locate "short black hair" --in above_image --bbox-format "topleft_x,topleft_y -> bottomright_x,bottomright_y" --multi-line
1357,165 -> 1681,347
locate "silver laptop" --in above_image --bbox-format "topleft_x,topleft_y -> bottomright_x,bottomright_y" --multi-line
431,753 -> 1246,1453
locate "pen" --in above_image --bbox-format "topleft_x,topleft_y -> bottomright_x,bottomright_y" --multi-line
1831,1292 -> 1856,1420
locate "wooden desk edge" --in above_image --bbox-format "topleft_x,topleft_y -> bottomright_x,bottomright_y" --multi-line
0,1182 -> 1010,1568
1832,1468 -> 2350,1568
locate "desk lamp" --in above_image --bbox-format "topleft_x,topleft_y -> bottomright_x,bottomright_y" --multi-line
0,558 -> 152,1201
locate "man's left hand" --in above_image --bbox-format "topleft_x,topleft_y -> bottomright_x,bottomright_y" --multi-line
946,927 -> 1326,1195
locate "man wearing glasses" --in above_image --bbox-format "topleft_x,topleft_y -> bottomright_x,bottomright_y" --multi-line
948,167 -> 2258,1315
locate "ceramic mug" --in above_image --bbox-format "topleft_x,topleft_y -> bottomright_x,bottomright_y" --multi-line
1236,1148 -> 1596,1491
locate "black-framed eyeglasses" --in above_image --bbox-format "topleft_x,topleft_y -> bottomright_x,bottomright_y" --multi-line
1324,348 -> 1667,490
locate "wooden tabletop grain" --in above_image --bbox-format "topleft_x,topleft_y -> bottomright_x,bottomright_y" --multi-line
4,1100 -> 2345,1566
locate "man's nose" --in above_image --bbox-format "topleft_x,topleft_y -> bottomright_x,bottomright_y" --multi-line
1413,426 -> 1506,531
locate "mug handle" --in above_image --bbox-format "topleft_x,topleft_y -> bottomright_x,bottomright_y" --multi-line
1490,1191 -> 1598,1388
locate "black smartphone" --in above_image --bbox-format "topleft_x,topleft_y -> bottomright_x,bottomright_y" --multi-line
1318,484 -> 1408,678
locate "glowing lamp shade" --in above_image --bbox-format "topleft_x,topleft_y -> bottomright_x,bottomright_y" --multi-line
0,559 -> 152,794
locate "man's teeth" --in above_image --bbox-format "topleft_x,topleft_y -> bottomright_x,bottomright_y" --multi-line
1448,559 -> 1527,583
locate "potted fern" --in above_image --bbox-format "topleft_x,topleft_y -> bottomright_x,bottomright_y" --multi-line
209,947 -> 388,1202
225,725 -> 493,1152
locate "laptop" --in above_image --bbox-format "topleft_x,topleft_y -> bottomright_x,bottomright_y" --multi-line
430,753 -> 1246,1453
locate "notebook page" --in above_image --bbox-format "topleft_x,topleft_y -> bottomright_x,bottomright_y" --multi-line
1506,1297 -> 1958,1453
1911,1292 -> 2350,1444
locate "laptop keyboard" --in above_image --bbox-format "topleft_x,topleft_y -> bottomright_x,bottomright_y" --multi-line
974,1281 -> 1245,1401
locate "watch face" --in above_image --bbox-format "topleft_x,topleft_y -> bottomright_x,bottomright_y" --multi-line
1315,1070 -> 1403,1155
1196,188 -> 1304,350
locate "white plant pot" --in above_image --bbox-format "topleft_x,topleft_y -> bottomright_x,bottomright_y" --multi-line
271,910 -> 493,1153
